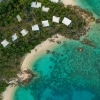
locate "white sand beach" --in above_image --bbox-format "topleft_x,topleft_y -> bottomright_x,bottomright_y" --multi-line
21,34 -> 67,70
61,0 -> 76,6
2,86 -> 18,100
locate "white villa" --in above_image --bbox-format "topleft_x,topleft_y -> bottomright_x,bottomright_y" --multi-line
31,2 -> 41,8
42,20 -> 50,27
32,24 -> 39,31
52,16 -> 60,23
50,0 -> 59,3
20,29 -> 28,36
1,39 -> 9,47
42,6 -> 49,12
12,33 -> 18,41
16,15 -> 22,22
62,17 -> 72,26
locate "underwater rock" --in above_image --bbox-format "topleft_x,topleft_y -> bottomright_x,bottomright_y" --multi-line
96,18 -> 100,23
46,50 -> 51,54
77,47 -> 83,52
81,38 -> 96,47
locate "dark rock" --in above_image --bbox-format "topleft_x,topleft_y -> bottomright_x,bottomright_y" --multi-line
56,40 -> 61,44
46,50 -> 51,54
77,47 -> 83,52
96,18 -> 100,23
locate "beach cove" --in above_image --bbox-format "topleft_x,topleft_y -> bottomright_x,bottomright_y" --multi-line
2,34 -> 67,100
2,0 -> 100,100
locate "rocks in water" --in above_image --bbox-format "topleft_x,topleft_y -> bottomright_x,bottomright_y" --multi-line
56,40 -> 61,44
49,66 -> 53,69
8,69 -> 37,86
81,38 -> 96,47
77,47 -> 83,52
96,18 -> 100,23
46,50 -> 51,54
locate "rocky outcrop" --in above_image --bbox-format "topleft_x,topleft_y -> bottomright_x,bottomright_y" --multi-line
8,69 -> 37,86
71,5 -> 95,25
66,5 -> 95,40
81,38 -> 96,48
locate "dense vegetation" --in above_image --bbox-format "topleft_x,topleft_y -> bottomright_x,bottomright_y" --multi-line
0,0 -> 90,94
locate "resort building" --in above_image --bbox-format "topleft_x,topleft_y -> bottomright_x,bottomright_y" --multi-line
50,0 -> 59,3
42,20 -> 50,27
16,15 -> 22,22
62,17 -> 72,26
1,39 -> 9,47
42,6 -> 50,12
32,24 -> 39,31
52,16 -> 60,23
20,29 -> 28,36
12,33 -> 18,41
31,2 -> 41,8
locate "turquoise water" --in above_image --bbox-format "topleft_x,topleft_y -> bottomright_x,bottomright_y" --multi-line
14,0 -> 100,100
75,0 -> 100,18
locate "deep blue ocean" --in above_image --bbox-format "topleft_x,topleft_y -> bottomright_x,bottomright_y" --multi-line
13,0 -> 100,100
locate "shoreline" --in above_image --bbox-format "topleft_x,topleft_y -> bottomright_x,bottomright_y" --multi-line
1,0 -> 76,100
2,86 -> 18,100
21,34 -> 67,71
2,34 -> 67,100
20,0 -> 76,71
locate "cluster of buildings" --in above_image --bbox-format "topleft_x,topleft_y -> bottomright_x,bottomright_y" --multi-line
1,0 -> 72,48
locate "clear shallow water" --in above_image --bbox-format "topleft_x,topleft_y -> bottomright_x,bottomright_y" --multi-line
14,0 -> 100,100
14,35 -> 100,100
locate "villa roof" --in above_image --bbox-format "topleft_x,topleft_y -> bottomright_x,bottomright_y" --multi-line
20,29 -> 28,36
42,6 -> 49,12
32,24 -> 39,31
52,16 -> 60,23
1,39 -> 9,47
42,20 -> 50,27
12,33 -> 18,41
50,0 -> 59,3
62,17 -> 72,26
16,15 -> 22,22
31,2 -> 41,8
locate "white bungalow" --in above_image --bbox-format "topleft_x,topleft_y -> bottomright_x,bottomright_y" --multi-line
42,20 -> 50,27
1,39 -> 9,47
50,0 -> 59,3
42,6 -> 49,12
16,15 -> 22,22
12,33 -> 18,41
52,16 -> 60,23
31,2 -> 41,8
62,17 -> 72,26
20,29 -> 28,36
32,24 -> 39,31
